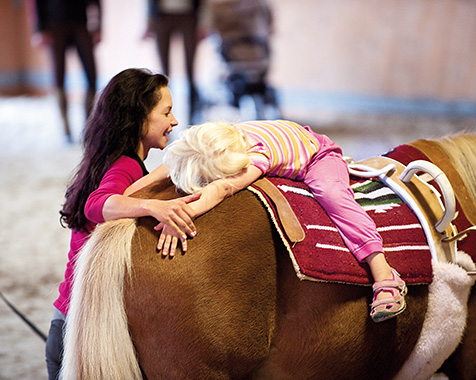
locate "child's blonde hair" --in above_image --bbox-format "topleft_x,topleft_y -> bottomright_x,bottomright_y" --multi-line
163,122 -> 251,194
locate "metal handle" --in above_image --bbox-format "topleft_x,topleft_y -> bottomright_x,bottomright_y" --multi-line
400,160 -> 456,233
348,164 -> 396,178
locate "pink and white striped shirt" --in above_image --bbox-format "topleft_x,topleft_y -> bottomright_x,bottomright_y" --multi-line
238,120 -> 321,181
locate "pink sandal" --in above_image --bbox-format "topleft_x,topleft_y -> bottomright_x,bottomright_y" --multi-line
370,269 -> 407,323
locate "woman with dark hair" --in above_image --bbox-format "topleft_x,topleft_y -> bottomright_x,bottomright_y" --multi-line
45,68 -> 199,379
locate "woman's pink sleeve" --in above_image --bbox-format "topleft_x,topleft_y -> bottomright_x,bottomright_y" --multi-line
84,157 -> 144,224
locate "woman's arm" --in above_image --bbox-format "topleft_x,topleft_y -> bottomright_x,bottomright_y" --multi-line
85,160 -> 197,241
102,192 -> 200,238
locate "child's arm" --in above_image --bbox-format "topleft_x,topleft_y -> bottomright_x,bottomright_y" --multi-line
189,165 -> 262,218
158,165 -> 262,256
123,164 -> 170,196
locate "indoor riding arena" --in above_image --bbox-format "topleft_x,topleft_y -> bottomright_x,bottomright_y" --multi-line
1,0 -> 475,379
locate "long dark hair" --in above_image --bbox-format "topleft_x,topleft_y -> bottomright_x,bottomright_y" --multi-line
60,68 -> 169,231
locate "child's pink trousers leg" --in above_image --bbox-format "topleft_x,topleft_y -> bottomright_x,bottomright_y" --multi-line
303,136 -> 383,262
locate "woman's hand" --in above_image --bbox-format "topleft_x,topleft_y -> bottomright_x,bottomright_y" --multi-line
149,193 -> 200,240
100,191 -> 201,254
156,224 -> 186,257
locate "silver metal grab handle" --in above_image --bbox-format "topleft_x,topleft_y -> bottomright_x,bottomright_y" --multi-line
348,164 -> 396,178
399,160 -> 456,233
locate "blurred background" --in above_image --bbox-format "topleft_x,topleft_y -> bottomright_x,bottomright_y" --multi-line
2,0 -> 476,155
1,0 -> 475,378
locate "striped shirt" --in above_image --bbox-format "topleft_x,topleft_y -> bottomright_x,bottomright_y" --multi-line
238,120 -> 321,180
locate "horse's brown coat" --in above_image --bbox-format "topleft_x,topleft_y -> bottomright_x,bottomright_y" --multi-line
126,190 -> 278,379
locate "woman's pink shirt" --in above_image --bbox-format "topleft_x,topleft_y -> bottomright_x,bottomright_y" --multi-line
54,156 -> 144,314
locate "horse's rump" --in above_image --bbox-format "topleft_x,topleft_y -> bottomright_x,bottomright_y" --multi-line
125,190 -> 280,379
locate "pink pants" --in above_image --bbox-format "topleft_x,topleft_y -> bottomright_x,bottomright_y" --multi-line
303,134 -> 383,262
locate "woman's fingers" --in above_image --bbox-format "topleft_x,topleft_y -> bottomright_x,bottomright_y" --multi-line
179,235 -> 188,253
161,235 -> 180,257
157,226 -> 187,257
157,230 -> 166,251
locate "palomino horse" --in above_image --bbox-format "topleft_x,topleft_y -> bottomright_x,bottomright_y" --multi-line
62,133 -> 476,380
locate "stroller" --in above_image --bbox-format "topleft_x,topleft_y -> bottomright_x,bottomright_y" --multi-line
209,0 -> 280,119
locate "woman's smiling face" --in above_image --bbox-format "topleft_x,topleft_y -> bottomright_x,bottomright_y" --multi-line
140,87 -> 178,157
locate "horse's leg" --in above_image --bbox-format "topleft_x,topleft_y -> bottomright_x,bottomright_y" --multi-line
125,190 -> 278,380
253,247 -> 429,380
439,287 -> 476,380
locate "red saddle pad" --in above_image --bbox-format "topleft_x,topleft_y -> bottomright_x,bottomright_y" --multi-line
250,176 -> 433,285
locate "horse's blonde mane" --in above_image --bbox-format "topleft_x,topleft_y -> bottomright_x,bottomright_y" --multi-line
61,218 -> 142,380
431,132 -> 476,203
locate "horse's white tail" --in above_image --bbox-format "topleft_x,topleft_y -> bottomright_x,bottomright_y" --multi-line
61,218 -> 142,380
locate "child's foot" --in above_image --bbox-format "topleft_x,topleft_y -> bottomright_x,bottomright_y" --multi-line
370,269 -> 407,323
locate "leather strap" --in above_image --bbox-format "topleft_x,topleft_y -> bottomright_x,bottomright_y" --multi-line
252,178 -> 305,243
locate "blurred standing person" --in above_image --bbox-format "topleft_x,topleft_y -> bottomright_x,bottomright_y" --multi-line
32,0 -> 101,143
144,0 -> 202,123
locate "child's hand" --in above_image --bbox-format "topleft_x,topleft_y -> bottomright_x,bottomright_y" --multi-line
156,224 -> 188,257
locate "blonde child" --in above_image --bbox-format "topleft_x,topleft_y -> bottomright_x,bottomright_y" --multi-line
161,119 -> 407,322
